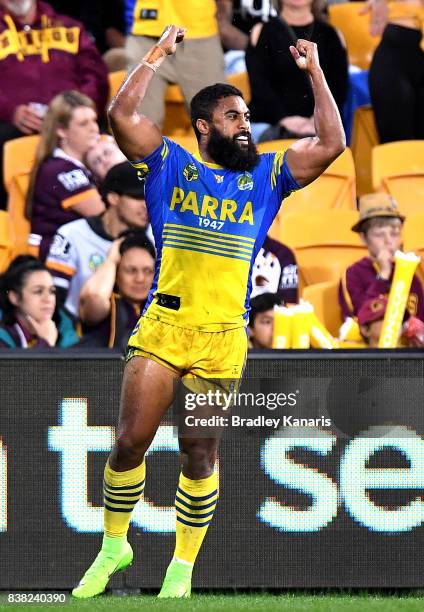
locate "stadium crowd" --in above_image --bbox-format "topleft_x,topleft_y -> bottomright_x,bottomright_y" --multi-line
0,0 -> 423,350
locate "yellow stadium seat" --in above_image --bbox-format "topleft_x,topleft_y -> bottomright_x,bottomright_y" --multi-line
272,210 -> 367,287
302,280 -> 343,337
171,132 -> 198,153
3,135 -> 40,258
107,70 -> 127,105
163,85 -> 192,136
403,213 -> 424,285
328,2 -> 381,69
227,71 -> 251,104
262,143 -> 356,238
0,210 -> 13,273
351,105 -> 379,196
372,141 -> 424,216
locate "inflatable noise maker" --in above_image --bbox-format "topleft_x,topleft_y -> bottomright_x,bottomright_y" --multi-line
272,302 -> 339,349
378,251 -> 421,349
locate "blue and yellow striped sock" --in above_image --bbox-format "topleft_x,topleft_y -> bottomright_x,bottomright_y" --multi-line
103,460 -> 145,540
174,471 -> 219,565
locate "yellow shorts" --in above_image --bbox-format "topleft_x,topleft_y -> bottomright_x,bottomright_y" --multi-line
127,317 -> 248,382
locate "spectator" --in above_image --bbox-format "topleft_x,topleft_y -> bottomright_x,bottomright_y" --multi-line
26,91 -> 105,262
86,135 -> 127,183
251,234 -> 298,303
46,161 -> 151,319
245,0 -> 348,141
217,0 -> 277,74
358,295 -> 424,348
366,0 -> 424,142
248,292 -> 281,349
79,232 -> 155,350
124,0 -> 226,128
0,255 -> 78,348
339,193 -> 424,322
0,0 -> 109,207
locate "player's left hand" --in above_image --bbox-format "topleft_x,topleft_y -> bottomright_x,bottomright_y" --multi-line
289,39 -> 320,74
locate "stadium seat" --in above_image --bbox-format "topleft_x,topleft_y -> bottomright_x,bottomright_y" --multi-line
372,141 -> 424,216
163,85 -> 192,136
302,280 -> 343,337
351,105 -> 379,196
328,2 -> 381,69
261,143 -> 356,227
403,213 -> 424,285
3,135 -> 40,258
271,210 -> 367,287
171,132 -> 198,153
0,210 -> 13,273
107,70 -> 127,105
227,71 -> 251,104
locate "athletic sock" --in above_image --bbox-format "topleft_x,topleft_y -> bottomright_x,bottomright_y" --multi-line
174,471 -> 219,565
103,459 -> 146,540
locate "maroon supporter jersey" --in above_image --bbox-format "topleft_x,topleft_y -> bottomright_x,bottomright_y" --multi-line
339,256 -> 424,322
29,149 -> 97,261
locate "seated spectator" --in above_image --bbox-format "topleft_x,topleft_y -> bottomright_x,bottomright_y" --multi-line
0,0 -> 108,207
86,135 -> 127,183
358,295 -> 424,348
46,161 -> 151,319
251,234 -> 298,303
245,0 -> 348,141
339,194 -> 424,322
248,292 -> 282,349
218,0 -> 277,74
79,232 -> 155,350
0,255 -> 78,348
26,91 -> 105,262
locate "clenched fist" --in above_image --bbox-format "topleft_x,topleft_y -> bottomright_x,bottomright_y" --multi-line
289,39 -> 321,75
157,25 -> 186,55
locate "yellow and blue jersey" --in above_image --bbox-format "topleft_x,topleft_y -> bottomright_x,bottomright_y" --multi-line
131,137 -> 300,332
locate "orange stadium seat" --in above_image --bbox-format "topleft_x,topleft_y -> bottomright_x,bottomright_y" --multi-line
107,70 -> 127,105
351,105 -> 379,196
171,132 -> 198,153
372,141 -> 424,216
3,134 -> 40,258
272,210 -> 367,287
302,280 -> 343,337
163,85 -> 192,136
328,2 -> 381,69
228,71 -> 251,104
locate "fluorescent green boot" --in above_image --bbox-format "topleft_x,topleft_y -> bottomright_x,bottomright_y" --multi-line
158,559 -> 193,598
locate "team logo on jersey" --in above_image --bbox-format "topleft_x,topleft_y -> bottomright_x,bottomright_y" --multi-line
89,253 -> 105,272
237,172 -> 253,191
183,163 -> 199,182
214,174 -> 224,183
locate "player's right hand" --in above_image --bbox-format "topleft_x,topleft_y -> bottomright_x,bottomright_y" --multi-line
157,25 -> 187,55
289,39 -> 321,75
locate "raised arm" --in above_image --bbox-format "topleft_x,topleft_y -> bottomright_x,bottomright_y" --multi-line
285,39 -> 346,188
108,25 -> 186,161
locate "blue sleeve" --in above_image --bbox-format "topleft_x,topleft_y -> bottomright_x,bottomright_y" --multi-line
124,0 -> 136,33
270,151 -> 301,203
130,137 -> 176,184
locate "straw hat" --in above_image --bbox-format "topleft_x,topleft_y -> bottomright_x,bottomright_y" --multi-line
351,193 -> 405,233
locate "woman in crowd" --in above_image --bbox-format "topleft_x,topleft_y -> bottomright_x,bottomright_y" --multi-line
26,91 -> 105,261
246,0 -> 348,141
367,0 -> 423,142
78,232 -> 155,351
0,256 -> 78,348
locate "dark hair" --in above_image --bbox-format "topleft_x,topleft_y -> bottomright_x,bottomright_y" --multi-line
0,256 -> 54,325
190,83 -> 244,142
119,231 -> 156,261
248,292 -> 281,327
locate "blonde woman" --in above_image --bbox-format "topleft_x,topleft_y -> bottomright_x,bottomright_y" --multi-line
366,0 -> 424,142
26,90 -> 105,261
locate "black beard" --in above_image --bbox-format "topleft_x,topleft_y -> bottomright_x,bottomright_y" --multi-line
206,126 -> 259,172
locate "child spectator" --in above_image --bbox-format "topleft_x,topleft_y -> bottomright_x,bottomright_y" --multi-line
86,135 -> 126,183
78,232 -> 155,351
46,162 -> 151,319
0,255 -> 78,348
248,292 -> 281,349
26,91 -> 105,262
339,193 -> 424,322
